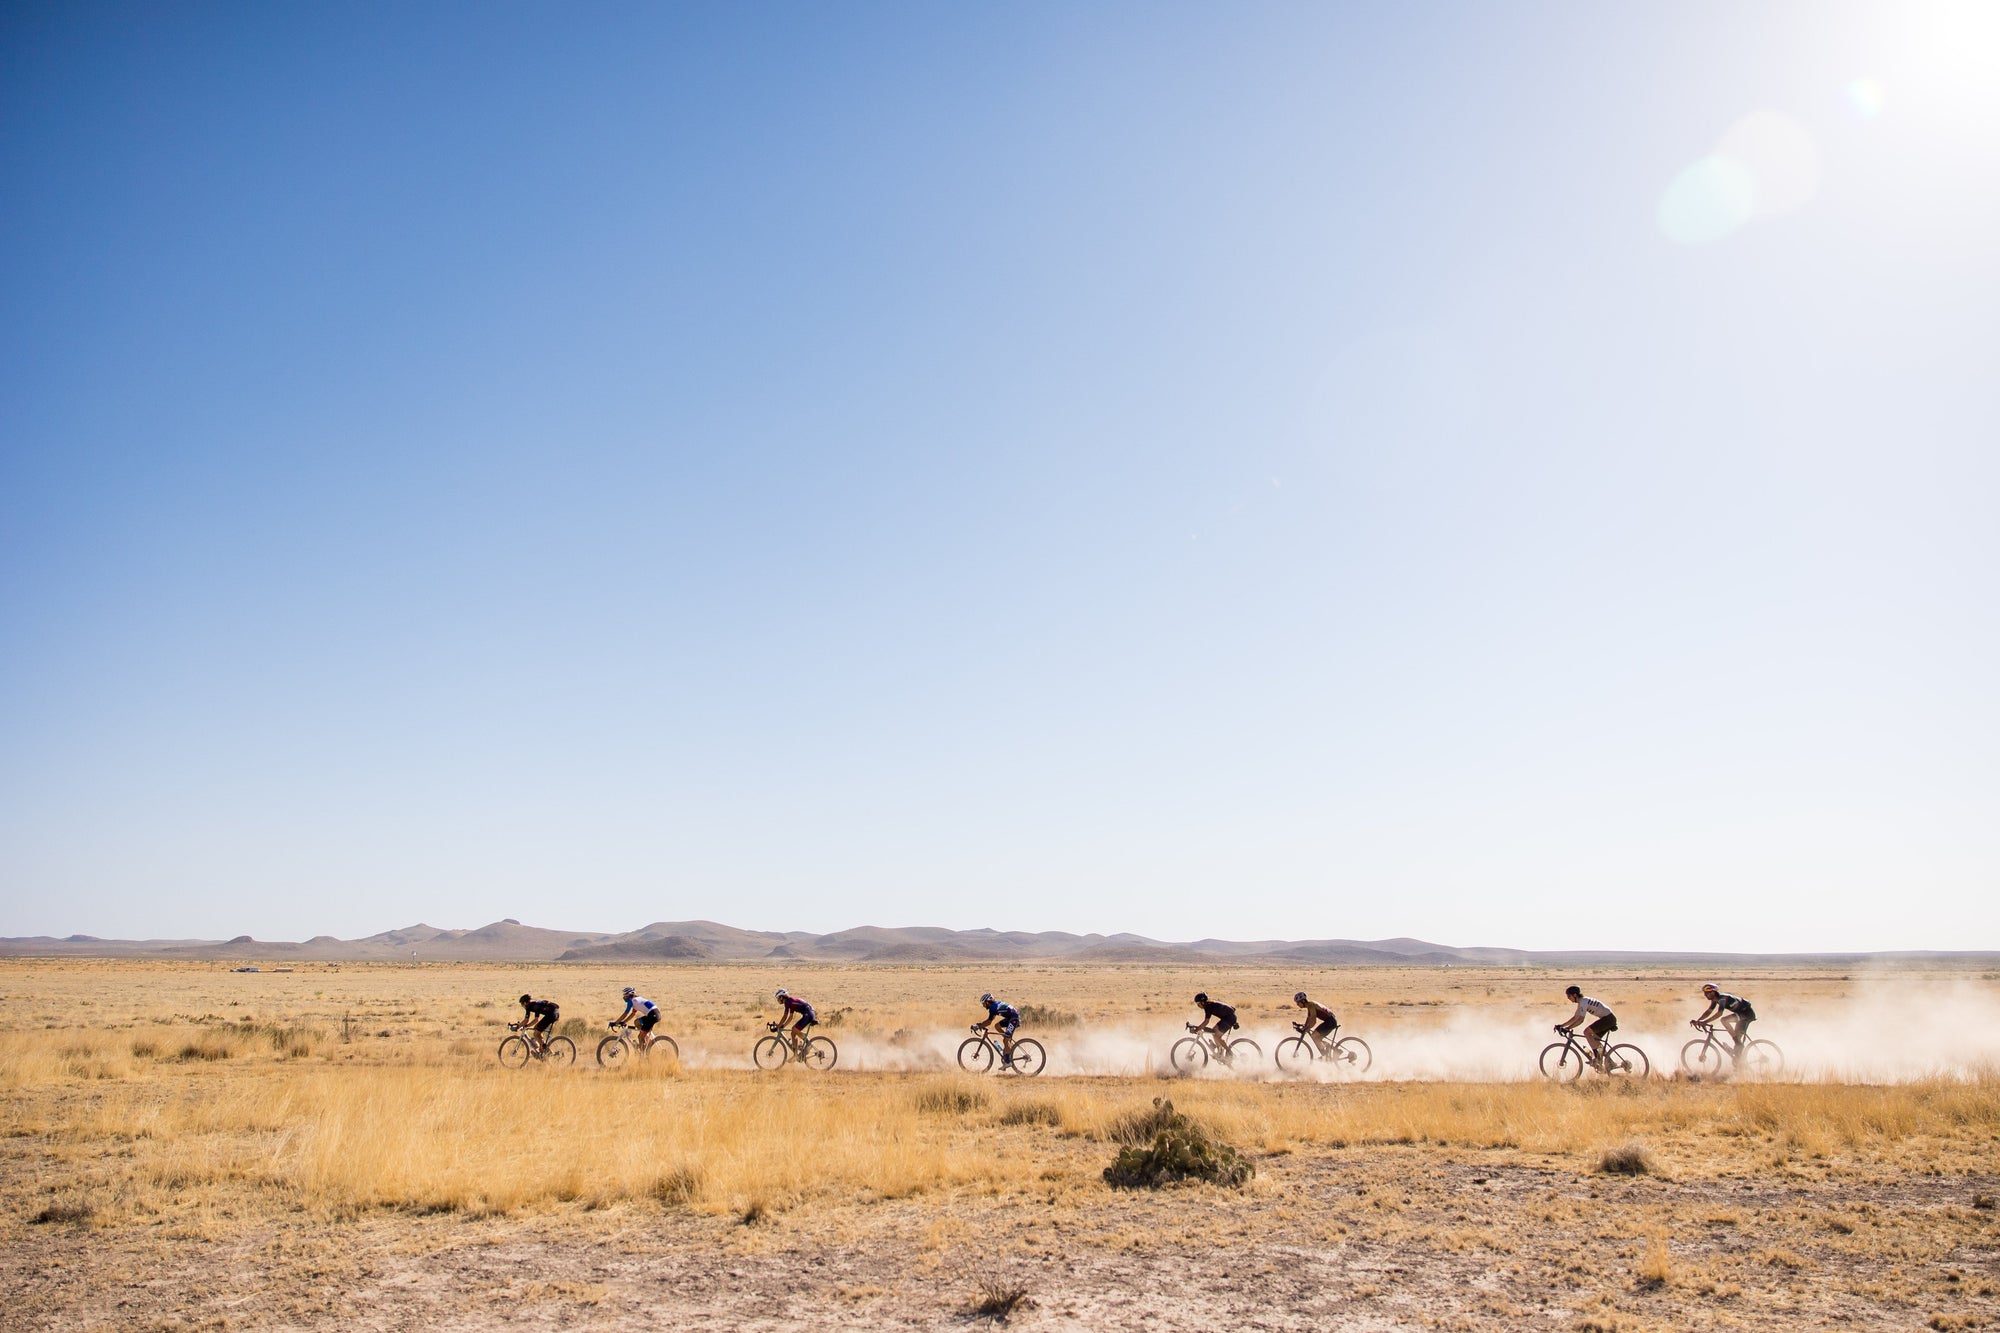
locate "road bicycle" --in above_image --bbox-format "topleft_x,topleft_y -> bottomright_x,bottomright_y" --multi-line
498,1021 -> 576,1069
1170,1023 -> 1262,1075
1538,1024 -> 1649,1081
1274,1021 -> 1372,1074
597,1020 -> 680,1068
753,1022 -> 838,1071
957,1025 -> 1047,1076
1680,1021 -> 1783,1078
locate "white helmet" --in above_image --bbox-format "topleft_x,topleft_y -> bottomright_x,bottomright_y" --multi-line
775,988 -> 788,999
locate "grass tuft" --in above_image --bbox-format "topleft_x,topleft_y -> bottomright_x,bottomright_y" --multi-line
1598,1142 -> 1653,1176
969,1277 -> 1035,1321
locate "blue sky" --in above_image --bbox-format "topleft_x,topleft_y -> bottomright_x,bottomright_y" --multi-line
3,4 -> 1996,950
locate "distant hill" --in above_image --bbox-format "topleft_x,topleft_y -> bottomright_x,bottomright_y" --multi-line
2,919 -> 1996,966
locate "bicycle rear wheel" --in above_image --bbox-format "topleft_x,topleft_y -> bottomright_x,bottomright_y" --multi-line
802,1036 -> 838,1071
1680,1038 -> 1724,1077
597,1035 -> 630,1068
1170,1036 -> 1208,1074
651,1034 -> 680,1063
1539,1041 -> 1584,1081
1223,1038 -> 1261,1069
1007,1039 -> 1046,1076
753,1035 -> 790,1069
1274,1036 -> 1316,1073
498,1035 -> 531,1069
1741,1039 -> 1783,1078
1331,1036 -> 1372,1073
957,1036 -> 996,1072
545,1036 -> 577,1067
1602,1043 -> 1648,1079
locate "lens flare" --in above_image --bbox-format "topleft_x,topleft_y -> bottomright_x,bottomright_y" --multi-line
1845,76 -> 1886,119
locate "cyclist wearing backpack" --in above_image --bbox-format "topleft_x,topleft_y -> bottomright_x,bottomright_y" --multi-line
973,993 -> 1021,1067
611,986 -> 662,1051
1556,985 -> 1616,1064
1691,984 -> 1756,1052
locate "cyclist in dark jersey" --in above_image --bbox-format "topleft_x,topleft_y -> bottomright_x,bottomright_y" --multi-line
974,992 -> 1022,1067
1293,991 -> 1338,1045
770,989 -> 817,1047
1191,992 -> 1238,1043
517,994 -> 560,1053
1691,983 -> 1756,1053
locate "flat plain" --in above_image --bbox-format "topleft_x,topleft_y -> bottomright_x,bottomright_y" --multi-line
3,958 -> 1998,1331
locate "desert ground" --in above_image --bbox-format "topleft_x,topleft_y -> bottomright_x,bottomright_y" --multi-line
3,958 -> 1998,1331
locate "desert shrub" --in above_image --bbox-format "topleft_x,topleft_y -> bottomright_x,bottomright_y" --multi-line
912,1079 -> 988,1116
651,1166 -> 701,1206
998,1099 -> 1063,1128
1018,1005 -> 1078,1028
969,1277 -> 1034,1321
1599,1143 -> 1653,1176
129,1039 -> 159,1059
1103,1098 -> 1253,1189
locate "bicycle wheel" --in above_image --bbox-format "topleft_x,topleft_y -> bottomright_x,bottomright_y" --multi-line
498,1035 -> 531,1069
597,1035 -> 630,1068
651,1034 -> 680,1063
1539,1041 -> 1584,1082
1224,1038 -> 1261,1069
753,1035 -> 790,1069
1007,1039 -> 1046,1076
1602,1044 -> 1648,1079
1741,1039 -> 1783,1078
957,1036 -> 996,1073
1170,1036 -> 1208,1074
1331,1036 -> 1372,1073
1274,1036 -> 1316,1073
1680,1038 -> 1723,1077
545,1036 -> 577,1066
802,1036 -> 838,1071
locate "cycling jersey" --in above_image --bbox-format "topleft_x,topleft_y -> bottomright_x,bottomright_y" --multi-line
984,999 -> 1020,1032
621,996 -> 659,1018
1565,996 -> 1612,1027
1301,1000 -> 1337,1028
1200,999 -> 1238,1032
1713,992 -> 1753,1017
780,996 -> 817,1024
523,999 -> 559,1020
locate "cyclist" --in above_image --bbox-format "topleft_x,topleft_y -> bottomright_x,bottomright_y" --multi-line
1293,991 -> 1338,1048
516,993 -> 560,1053
1556,985 -> 1616,1065
610,986 -> 662,1051
973,992 -> 1021,1067
1191,992 -> 1239,1047
770,988 -> 817,1049
1690,983 -> 1756,1053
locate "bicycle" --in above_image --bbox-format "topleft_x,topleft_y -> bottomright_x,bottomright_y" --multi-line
957,1025 -> 1047,1076
1170,1023 -> 1262,1074
1680,1021 -> 1783,1078
1274,1021 -> 1372,1074
498,1021 -> 576,1069
597,1020 -> 680,1068
752,1022 -> 838,1071
1539,1024 -> 1648,1081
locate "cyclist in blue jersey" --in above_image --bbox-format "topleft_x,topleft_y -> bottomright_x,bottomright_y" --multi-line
610,986 -> 663,1051
973,992 -> 1022,1067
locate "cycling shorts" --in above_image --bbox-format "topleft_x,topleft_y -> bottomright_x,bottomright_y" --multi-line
531,1009 -> 557,1032
635,1010 -> 659,1032
996,1015 -> 1019,1036
1584,1014 -> 1617,1038
1312,1017 -> 1337,1038
1213,1014 -> 1239,1035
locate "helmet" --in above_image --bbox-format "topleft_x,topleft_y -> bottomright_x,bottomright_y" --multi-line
979,993 -> 994,1006
1193,992 -> 1208,1005
1701,983 -> 1719,994
1564,985 -> 1582,998
519,994 -> 532,1005
775,988 -> 788,999
622,986 -> 636,998
1294,991 -> 1308,1004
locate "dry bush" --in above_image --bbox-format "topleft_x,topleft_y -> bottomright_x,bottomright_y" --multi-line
996,1098 -> 1063,1127
910,1077 -> 989,1116
969,1276 -> 1035,1321
1599,1143 -> 1653,1175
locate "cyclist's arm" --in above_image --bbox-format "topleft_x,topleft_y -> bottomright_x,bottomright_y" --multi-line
1562,1000 -> 1588,1028
1692,1002 -> 1720,1023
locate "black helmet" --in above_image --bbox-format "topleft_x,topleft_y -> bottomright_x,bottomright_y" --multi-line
1294,991 -> 1308,1004
1564,985 -> 1582,998
519,993 -> 532,1005
1193,992 -> 1208,1005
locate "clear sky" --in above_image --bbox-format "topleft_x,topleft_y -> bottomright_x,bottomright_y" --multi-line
3,4 -> 1996,951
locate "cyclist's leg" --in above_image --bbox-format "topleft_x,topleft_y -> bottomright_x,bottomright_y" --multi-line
1000,1018 -> 1018,1062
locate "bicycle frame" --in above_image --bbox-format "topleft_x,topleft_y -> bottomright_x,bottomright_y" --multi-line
1688,1020 -> 1745,1057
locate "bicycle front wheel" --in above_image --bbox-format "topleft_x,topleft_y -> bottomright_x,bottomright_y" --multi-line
1170,1036 -> 1208,1075
957,1036 -> 996,1073
1008,1039 -> 1046,1076
1741,1039 -> 1783,1078
1539,1041 -> 1584,1082
498,1035 -> 531,1069
545,1036 -> 577,1067
1223,1038 -> 1261,1070
753,1035 -> 790,1069
1274,1036 -> 1316,1073
597,1035 -> 630,1068
1680,1038 -> 1724,1077
802,1036 -> 838,1071
1602,1044 -> 1648,1079
1331,1036 -> 1372,1073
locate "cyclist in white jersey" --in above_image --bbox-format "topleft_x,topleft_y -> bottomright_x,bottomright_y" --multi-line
1556,985 -> 1618,1064
611,986 -> 662,1051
